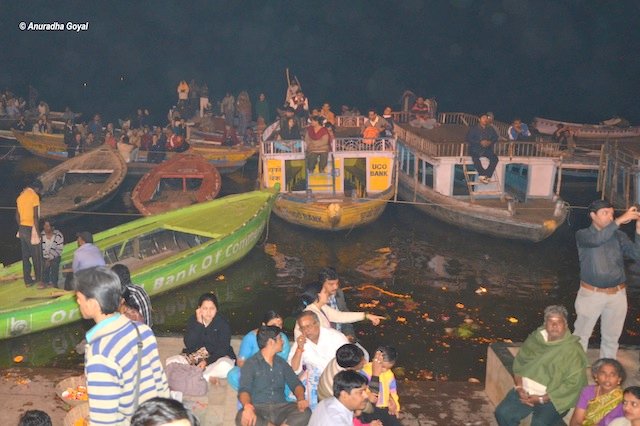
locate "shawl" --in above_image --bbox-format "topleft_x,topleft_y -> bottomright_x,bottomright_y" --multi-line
584,387 -> 623,426
513,327 -> 587,413
305,126 -> 330,153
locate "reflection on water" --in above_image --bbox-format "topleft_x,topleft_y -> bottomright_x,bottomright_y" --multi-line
1,152 -> 639,380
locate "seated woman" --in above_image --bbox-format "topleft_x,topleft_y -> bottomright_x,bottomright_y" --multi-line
293,281 -> 384,341
570,358 -> 625,426
609,386 -> 640,426
227,310 -> 291,391
166,293 -> 236,383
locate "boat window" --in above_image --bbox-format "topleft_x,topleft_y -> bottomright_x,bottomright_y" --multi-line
418,159 -> 434,188
452,165 -> 470,196
284,159 -> 306,191
505,163 -> 528,202
344,158 -> 367,197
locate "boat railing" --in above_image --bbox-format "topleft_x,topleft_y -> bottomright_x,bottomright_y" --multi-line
396,125 -> 561,158
261,137 -> 396,157
336,115 -> 367,128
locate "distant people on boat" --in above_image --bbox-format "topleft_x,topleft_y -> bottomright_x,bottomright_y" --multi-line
255,92 -> 271,124
32,117 -> 51,133
494,305 -> 587,426
227,310 -> 291,391
41,219 -> 63,289
173,118 -> 187,139
88,114 -> 103,140
382,106 -> 395,136
285,80 -> 301,106
279,108 -> 302,140
237,325 -> 311,426
166,292 -> 236,383
290,90 -> 309,119
221,92 -> 236,126
16,179 -> 44,287
223,125 -> 241,146
37,101 -> 49,118
189,79 -> 199,110
199,83 -> 210,118
465,114 -> 499,184
62,106 -> 75,123
574,200 -> 640,359
177,80 -> 189,106
67,132 -> 84,158
167,128 -> 189,153
112,263 -> 153,327
309,370 -> 369,426
320,103 -> 336,126
72,231 -> 105,273
117,134 -> 136,162
305,115 -> 331,174
104,130 -> 117,149
486,112 -> 504,140
553,123 -> 575,152
140,126 -> 153,151
360,345 -> 402,426
362,109 -> 389,141
15,115 -> 28,131
236,91 -> 252,137
569,358 -> 625,426
135,108 -> 149,129
148,132 -> 167,163
508,118 -> 532,141
409,97 -> 437,129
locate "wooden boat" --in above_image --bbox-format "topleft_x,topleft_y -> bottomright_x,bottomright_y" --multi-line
532,117 -> 640,139
13,130 -> 256,175
260,134 -> 396,231
394,114 -> 568,242
0,188 -> 277,339
38,147 -> 127,219
131,153 -> 222,215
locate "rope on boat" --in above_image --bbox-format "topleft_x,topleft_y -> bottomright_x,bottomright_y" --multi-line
342,284 -> 412,299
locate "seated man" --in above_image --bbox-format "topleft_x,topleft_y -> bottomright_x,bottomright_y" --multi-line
361,109 -> 388,140
72,231 -> 105,273
289,311 -> 349,408
309,370 -> 369,426
508,118 -> 532,141
465,114 -> 499,184
409,97 -> 437,129
494,305 -> 587,426
237,325 -> 310,426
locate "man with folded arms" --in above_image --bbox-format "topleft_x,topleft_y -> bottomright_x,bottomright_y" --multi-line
574,199 -> 640,359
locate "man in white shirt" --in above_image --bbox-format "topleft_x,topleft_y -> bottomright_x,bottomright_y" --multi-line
288,311 -> 348,408
309,370 -> 369,426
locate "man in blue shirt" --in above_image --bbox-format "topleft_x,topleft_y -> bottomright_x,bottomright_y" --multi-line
237,325 -> 310,426
72,231 -> 105,273
574,199 -> 640,358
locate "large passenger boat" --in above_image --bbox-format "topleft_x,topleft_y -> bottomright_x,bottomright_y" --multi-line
259,124 -> 396,231
395,112 -> 568,242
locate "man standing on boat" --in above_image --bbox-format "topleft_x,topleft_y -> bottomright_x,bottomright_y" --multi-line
574,200 -> 640,359
16,179 -> 44,287
465,114 -> 499,184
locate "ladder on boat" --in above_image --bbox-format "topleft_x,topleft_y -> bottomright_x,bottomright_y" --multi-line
306,153 -> 337,195
462,161 -> 506,202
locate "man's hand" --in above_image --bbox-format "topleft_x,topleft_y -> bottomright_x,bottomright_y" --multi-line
296,399 -> 309,412
516,387 -> 532,405
367,314 -> 385,326
370,421 -> 383,426
196,308 -> 204,324
240,405 -> 257,426
480,139 -> 492,147
616,206 -> 640,225
296,335 -> 306,351
197,360 -> 206,370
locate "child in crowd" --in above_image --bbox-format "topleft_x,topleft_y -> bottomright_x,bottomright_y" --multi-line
360,346 -> 401,426
18,409 -> 52,426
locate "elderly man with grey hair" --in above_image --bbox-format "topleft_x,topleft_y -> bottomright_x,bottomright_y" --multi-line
495,305 -> 587,426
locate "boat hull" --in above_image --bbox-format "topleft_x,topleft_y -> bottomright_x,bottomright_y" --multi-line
0,189 -> 275,340
273,188 -> 393,231
533,117 -> 640,139
397,173 -> 567,242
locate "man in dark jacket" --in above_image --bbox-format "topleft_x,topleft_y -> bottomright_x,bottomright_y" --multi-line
465,114 -> 499,184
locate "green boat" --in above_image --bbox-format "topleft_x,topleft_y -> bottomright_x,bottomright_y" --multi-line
0,188 -> 277,340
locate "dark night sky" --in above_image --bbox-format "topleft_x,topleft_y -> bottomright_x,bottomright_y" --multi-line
1,0 -> 639,125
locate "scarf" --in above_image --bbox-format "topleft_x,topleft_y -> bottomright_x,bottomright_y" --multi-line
306,126 -> 328,140
584,387 -> 623,426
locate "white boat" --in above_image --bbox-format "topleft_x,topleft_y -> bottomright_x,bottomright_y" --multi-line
533,117 -> 640,139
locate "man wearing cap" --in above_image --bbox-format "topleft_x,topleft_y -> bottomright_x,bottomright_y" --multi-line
16,179 -> 44,287
574,199 -> 640,358
72,231 -> 106,273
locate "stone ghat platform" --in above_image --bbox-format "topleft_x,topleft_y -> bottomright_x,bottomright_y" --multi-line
485,342 -> 640,426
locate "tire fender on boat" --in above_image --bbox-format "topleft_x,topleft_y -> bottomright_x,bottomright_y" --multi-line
327,203 -> 342,226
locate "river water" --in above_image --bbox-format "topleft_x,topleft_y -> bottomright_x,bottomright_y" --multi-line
1,145 -> 639,382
